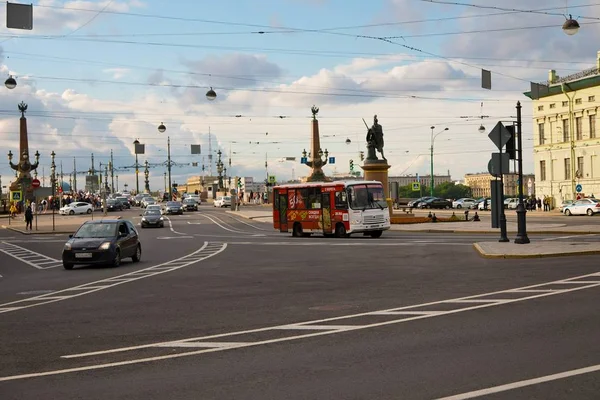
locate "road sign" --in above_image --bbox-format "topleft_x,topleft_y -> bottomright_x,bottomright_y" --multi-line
487,152 -> 509,177
576,184 -> 582,193
411,182 -> 420,192
488,122 -> 512,150
31,178 -> 40,188
328,157 -> 335,164
300,157 -> 307,164
10,191 -> 22,201
268,175 -> 276,184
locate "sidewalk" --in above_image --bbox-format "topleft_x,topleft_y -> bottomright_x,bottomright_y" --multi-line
228,209 -> 600,259
1,212 -> 122,235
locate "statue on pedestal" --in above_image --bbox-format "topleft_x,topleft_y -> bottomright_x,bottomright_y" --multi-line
364,115 -> 386,162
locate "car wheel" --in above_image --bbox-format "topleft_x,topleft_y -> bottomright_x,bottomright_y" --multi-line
69,210 -> 75,215
87,208 -> 92,214
63,262 -> 74,270
565,209 -> 572,216
292,222 -> 303,237
445,205 -> 450,209
112,249 -> 121,268
370,230 -> 383,238
132,245 -> 141,262
335,223 -> 347,238
587,208 -> 594,216
456,205 -> 462,209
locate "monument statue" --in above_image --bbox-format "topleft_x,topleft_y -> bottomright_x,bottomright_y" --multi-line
9,102 -> 40,201
364,114 -> 386,161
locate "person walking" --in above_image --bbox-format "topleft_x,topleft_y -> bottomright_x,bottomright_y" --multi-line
9,202 -> 17,218
537,197 -> 542,211
24,205 -> 33,231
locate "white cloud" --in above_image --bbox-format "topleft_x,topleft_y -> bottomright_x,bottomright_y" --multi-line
103,68 -> 130,79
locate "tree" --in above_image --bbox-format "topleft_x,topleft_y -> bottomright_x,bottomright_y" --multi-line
434,182 -> 472,199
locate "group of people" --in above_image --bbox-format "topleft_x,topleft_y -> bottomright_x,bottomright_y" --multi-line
526,196 -> 553,212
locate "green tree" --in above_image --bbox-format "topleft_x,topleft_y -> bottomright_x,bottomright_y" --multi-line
434,182 -> 472,199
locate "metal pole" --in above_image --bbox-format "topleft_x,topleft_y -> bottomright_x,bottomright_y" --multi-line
167,137 -> 172,200
103,165 -> 108,216
515,101 -> 530,244
73,157 -> 77,192
499,142 -> 508,242
430,127 -> 434,197
110,149 -> 115,194
135,153 -> 139,194
164,172 -> 167,193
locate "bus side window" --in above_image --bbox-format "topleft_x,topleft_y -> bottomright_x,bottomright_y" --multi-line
335,191 -> 348,209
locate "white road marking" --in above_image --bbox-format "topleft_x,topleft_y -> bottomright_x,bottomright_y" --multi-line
542,233 -> 600,241
186,221 -> 202,225
0,241 -> 62,269
0,271 -> 584,383
156,236 -> 193,240
226,241 -> 472,246
162,216 -> 187,235
0,242 -> 227,314
222,213 -> 270,231
434,363 -> 600,400
199,213 -> 254,234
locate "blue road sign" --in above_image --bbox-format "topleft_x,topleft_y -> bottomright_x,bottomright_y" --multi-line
576,184 -> 582,193
328,157 -> 335,164
300,157 -> 308,164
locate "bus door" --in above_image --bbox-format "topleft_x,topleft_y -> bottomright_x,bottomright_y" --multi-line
278,191 -> 288,232
321,192 -> 333,234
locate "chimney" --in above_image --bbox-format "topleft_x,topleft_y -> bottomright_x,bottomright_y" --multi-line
548,69 -> 557,84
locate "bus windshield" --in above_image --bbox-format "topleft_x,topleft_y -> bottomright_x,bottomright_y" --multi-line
347,184 -> 386,210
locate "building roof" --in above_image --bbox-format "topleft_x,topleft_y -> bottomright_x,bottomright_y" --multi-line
523,68 -> 600,100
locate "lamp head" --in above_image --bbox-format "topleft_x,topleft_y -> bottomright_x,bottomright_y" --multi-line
563,15 -> 580,35
158,122 -> 166,133
478,124 -> 486,134
345,138 -> 351,145
206,87 -> 217,101
5,75 -> 16,90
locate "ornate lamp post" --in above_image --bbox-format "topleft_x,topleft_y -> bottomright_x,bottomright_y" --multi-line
216,150 -> 224,189
133,139 -> 140,194
158,122 -> 172,200
429,126 -> 449,196
50,151 -> 56,231
144,160 -> 150,193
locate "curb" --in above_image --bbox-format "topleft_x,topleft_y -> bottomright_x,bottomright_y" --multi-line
1,216 -> 122,235
391,229 -> 600,235
226,211 -> 271,221
472,243 -> 600,259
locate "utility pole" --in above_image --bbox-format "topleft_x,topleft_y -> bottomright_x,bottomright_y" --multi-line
110,149 -> 115,194
514,101 -> 530,244
73,157 -> 77,192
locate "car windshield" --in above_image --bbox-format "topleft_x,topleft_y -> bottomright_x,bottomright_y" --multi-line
74,223 -> 117,238
347,184 -> 387,210
183,199 -> 196,204
144,210 -> 161,216
117,198 -> 128,202
167,201 -> 181,206
107,200 -> 117,204
223,197 -> 231,201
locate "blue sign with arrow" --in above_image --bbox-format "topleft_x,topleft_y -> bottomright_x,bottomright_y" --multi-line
328,157 -> 335,164
300,157 -> 308,164
576,184 -> 582,193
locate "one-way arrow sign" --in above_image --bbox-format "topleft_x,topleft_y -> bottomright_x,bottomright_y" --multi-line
488,121 -> 512,150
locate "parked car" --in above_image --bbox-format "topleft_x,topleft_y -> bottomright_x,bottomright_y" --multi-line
62,219 -> 141,270
505,198 -> 519,209
407,196 -> 433,208
563,198 -> 600,216
419,197 -> 452,209
452,198 -> 477,209
106,199 -> 123,211
214,196 -> 232,208
477,198 -> 492,210
116,197 -> 131,209
140,209 -> 164,228
559,200 -> 574,213
164,201 -> 184,215
182,198 -> 198,211
59,202 -> 93,215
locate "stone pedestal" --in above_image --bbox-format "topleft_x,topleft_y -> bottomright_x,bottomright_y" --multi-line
361,160 -> 392,217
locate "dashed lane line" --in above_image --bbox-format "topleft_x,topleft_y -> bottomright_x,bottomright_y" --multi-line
0,241 -> 62,269
0,242 -> 226,314
0,271 -> 596,382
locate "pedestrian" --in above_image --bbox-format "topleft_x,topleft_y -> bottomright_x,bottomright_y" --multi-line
9,202 -> 17,218
24,205 -> 33,231
30,200 -> 36,216
537,197 -> 542,211
483,198 -> 488,211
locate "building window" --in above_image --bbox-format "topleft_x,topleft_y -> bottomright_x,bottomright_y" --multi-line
538,123 -> 545,145
564,158 -> 571,180
575,98 -> 582,105
550,103 -> 556,109
537,105 -> 544,111
540,160 -> 546,181
590,114 -> 596,139
562,101 -> 569,107
589,96 -> 596,102
576,116 -> 583,140
562,119 -> 569,142
577,156 -> 584,178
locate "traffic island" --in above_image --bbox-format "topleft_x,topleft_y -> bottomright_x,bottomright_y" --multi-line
474,241 -> 600,259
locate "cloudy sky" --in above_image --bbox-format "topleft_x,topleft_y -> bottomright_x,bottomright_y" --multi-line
0,0 -> 598,191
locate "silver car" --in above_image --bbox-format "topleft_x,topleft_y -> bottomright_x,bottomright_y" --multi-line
563,198 -> 600,216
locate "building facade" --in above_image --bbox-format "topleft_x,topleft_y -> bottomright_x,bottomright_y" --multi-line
388,174 -> 452,188
464,173 -> 535,198
525,51 -> 600,205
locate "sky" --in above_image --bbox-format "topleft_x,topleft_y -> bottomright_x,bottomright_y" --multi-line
0,0 -> 599,191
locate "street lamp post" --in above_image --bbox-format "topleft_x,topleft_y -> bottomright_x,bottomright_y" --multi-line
157,122 -> 172,200
133,139 -> 140,194
514,101 -> 530,244
216,150 -> 224,190
144,160 -> 150,193
50,151 -> 56,231
103,164 -> 108,215
430,126 -> 449,196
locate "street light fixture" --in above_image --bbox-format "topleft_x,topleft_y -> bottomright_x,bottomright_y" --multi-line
430,126 -> 449,197
206,87 -> 217,101
478,124 -> 486,134
157,122 -> 172,200
158,122 -> 166,133
5,75 -> 16,90
562,14 -> 580,35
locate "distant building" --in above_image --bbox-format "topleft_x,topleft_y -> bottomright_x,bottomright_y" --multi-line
464,172 -> 535,198
388,174 -> 452,199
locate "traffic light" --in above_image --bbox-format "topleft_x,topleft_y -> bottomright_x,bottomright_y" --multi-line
237,177 -> 242,187
505,125 -> 516,160
349,159 -> 354,171
172,183 -> 178,188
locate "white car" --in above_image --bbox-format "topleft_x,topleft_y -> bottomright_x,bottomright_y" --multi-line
59,202 -> 93,215
505,198 -> 519,209
145,204 -> 162,214
563,198 -> 600,216
478,198 -> 492,210
214,196 -> 231,208
452,198 -> 477,209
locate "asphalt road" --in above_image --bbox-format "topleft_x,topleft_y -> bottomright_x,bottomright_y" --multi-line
0,205 -> 599,399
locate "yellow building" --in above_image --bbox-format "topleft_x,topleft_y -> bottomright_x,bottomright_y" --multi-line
465,173 -> 535,198
525,51 -> 600,204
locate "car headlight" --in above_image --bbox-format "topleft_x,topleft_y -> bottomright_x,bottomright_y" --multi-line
141,217 -> 147,222
159,217 -> 164,221
64,243 -> 72,250
98,242 -> 111,250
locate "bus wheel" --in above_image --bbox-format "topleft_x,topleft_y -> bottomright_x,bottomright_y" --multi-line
292,223 -> 303,237
335,223 -> 347,238
370,230 -> 383,238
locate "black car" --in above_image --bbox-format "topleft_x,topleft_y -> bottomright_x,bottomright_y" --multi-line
141,209 -> 164,228
164,201 -> 183,215
408,196 -> 433,208
62,220 -> 141,270
116,197 -> 131,209
106,199 -> 123,211
419,197 -> 452,209
182,198 -> 198,211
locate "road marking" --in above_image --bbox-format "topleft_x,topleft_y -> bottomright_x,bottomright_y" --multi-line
0,242 -> 227,314
200,213 -> 255,235
156,236 -> 194,240
226,241 -> 472,246
186,221 -> 202,225
434,363 -> 600,400
542,233 -> 600,241
0,271 -> 584,382
162,216 -> 187,235
0,241 -> 62,269
222,212 -> 270,231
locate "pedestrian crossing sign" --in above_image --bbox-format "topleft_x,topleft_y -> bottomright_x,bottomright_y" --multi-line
11,191 -> 22,201
268,175 -> 276,184
411,182 -> 420,192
